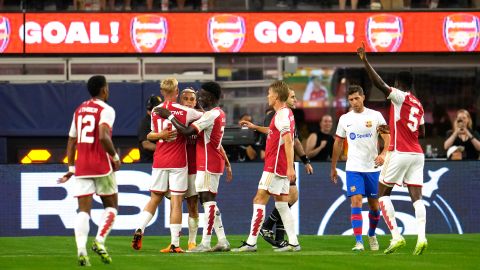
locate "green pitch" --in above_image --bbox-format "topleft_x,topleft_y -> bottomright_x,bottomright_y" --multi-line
0,234 -> 479,270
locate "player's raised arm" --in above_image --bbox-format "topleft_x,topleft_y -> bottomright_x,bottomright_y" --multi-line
154,107 -> 198,136
357,42 -> 390,97
330,136 -> 344,184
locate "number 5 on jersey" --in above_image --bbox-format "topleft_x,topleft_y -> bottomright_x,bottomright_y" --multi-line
407,107 -> 420,132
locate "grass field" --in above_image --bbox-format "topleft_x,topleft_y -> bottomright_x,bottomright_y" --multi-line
0,234 -> 479,270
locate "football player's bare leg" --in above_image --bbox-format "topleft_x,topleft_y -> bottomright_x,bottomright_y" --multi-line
169,195 -> 183,247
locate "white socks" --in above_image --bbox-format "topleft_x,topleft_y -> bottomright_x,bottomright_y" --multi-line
137,211 -> 153,233
246,204 -> 265,246
75,211 -> 90,256
379,196 -> 402,240
170,224 -> 182,247
275,202 -> 298,246
214,205 -> 227,242
413,200 -> 427,242
188,217 -> 199,244
201,201 -> 216,247
95,207 -> 117,244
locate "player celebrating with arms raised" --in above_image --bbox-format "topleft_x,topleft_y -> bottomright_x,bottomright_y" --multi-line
233,81 -> 300,252
59,75 -> 120,266
330,85 -> 390,252
358,43 -> 428,255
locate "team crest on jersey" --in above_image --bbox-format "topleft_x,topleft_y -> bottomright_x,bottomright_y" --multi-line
443,14 -> 480,52
0,16 -> 11,53
365,121 -> 372,128
318,167 -> 463,235
366,14 -> 403,52
130,15 -> 168,53
350,186 -> 356,192
207,14 -> 246,53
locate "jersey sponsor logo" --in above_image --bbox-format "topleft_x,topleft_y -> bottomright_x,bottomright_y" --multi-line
443,13 -> 480,52
0,16 -> 11,53
207,14 -> 245,53
366,14 -> 403,52
130,15 -> 168,53
349,132 -> 372,140
318,167 -> 463,235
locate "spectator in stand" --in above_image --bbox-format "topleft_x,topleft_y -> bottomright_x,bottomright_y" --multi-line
108,0 -> 132,10
339,0 -> 358,10
444,109 -> 480,160
376,0 -> 405,9
305,114 -> 334,161
235,113 -> 259,162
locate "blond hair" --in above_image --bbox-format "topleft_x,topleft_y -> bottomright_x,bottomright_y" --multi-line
160,78 -> 178,95
455,109 -> 473,129
269,80 -> 290,102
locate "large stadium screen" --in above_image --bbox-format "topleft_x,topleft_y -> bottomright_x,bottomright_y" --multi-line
0,12 -> 476,54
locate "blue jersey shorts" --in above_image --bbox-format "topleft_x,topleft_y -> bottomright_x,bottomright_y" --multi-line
346,171 -> 380,198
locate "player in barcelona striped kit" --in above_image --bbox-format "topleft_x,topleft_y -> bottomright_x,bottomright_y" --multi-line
330,85 -> 390,252
358,42 -> 428,255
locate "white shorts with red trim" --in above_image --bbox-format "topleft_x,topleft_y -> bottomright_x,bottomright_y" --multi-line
258,171 -> 289,196
195,171 -> 221,194
74,172 -> 118,197
380,151 -> 424,187
150,167 -> 188,195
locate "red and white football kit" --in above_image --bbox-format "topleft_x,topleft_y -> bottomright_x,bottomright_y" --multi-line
150,101 -> 203,195
380,87 -> 425,187
68,98 -> 117,197
191,107 -> 226,194
259,107 -> 295,195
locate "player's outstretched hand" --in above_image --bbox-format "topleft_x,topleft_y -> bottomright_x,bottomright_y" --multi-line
357,42 -> 367,61
239,120 -> 255,130
57,172 -> 74,184
305,163 -> 314,175
112,160 -> 121,171
153,107 -> 171,119
225,166 -> 233,182
330,167 -> 338,184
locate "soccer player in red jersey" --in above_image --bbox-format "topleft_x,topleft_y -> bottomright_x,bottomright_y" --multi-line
58,75 -> 120,266
131,78 -> 203,253
232,81 -> 300,252
155,81 -> 232,253
238,89 -> 313,248
358,43 -> 428,255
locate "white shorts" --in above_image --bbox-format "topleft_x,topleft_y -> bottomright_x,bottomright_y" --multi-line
380,151 -> 424,187
74,172 -> 118,197
150,167 -> 188,195
258,171 -> 290,196
185,174 -> 198,198
195,171 -> 221,194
